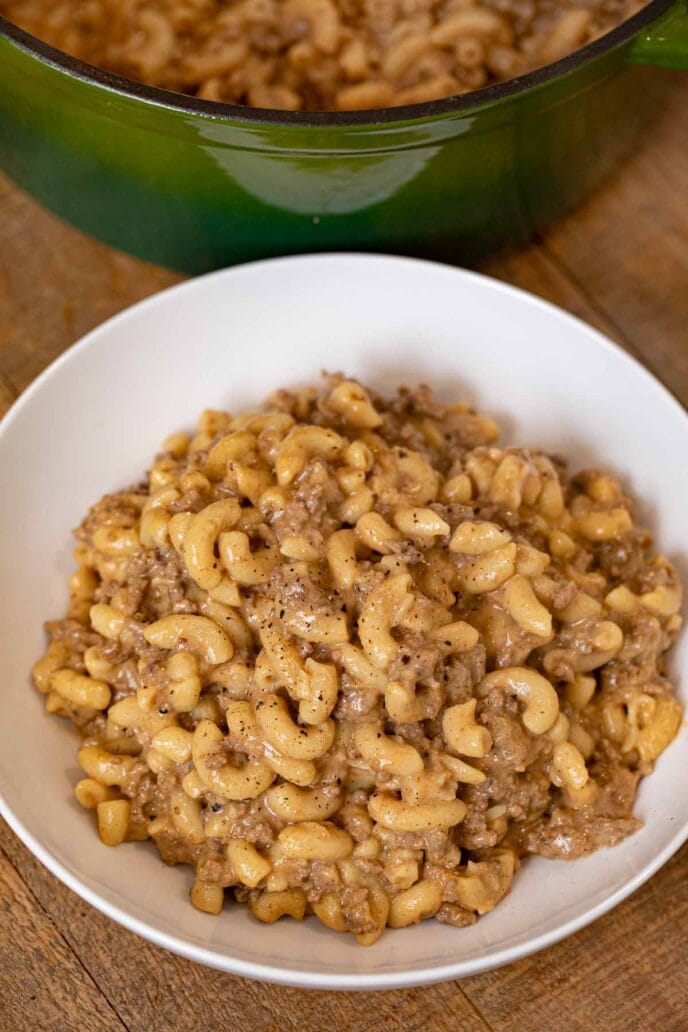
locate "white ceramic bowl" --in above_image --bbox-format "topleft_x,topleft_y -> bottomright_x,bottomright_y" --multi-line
0,255 -> 686,990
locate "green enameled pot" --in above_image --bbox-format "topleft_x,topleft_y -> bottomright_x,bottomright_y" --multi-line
1,1 -> 687,273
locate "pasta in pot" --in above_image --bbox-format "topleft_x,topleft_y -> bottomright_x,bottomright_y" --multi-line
33,374 -> 682,943
2,0 -> 646,111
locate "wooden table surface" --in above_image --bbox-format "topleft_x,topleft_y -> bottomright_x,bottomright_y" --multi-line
1,72 -> 687,1032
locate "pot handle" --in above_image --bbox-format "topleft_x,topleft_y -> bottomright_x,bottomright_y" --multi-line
629,0 -> 688,68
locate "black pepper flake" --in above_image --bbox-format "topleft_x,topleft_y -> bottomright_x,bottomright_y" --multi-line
158,706 -> 169,715
211,803 -> 223,812
279,609 -> 285,619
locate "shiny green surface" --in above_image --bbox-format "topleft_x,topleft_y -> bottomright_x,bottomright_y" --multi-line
1,2 -> 686,272
631,0 -> 688,66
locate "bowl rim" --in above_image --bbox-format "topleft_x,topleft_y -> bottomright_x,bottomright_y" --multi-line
0,0 -> 673,129
0,252 -> 687,989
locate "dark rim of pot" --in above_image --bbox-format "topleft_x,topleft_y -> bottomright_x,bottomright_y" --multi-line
0,0 -> 673,127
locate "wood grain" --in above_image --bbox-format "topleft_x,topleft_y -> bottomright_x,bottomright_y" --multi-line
0,822 -> 490,1032
462,843 -> 688,1032
0,845 -> 128,1032
0,181 -> 179,398
540,72 -> 688,402
0,69 -> 687,1032
0,378 -> 14,419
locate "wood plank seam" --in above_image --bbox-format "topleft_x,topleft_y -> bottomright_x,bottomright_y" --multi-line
354,987 -> 495,1032
0,837 -> 134,1032
409,986 -> 496,1032
539,241 -> 686,407
446,986 -> 496,1032
535,244 -> 639,358
0,369 -> 18,406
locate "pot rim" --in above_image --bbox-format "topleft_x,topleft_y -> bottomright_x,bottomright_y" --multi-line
0,0 -> 672,127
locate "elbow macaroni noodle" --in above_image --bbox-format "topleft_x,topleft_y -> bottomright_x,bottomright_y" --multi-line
33,375 -> 683,943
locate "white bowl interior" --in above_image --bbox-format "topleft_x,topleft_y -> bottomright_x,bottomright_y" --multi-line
0,254 -> 686,989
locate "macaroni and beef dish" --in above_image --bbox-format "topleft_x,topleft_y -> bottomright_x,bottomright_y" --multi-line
33,376 -> 682,943
2,0 -> 644,110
